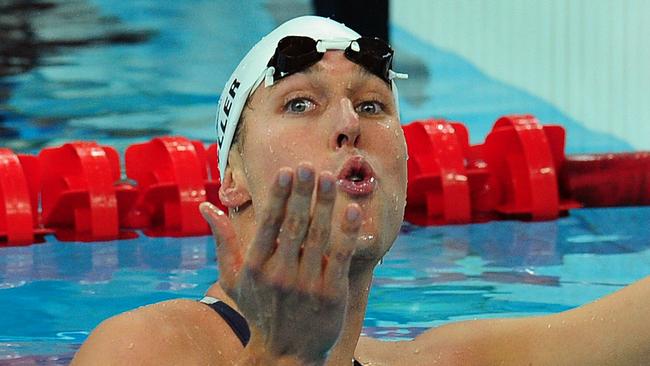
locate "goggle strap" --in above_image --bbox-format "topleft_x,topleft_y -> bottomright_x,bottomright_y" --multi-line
264,66 -> 276,87
388,70 -> 409,80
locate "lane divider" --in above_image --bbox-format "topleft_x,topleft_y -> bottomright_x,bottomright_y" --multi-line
1,114 -> 648,246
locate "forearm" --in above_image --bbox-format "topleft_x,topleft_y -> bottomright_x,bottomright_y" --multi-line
236,351 -> 325,366
539,275 -> 650,365
392,276 -> 650,366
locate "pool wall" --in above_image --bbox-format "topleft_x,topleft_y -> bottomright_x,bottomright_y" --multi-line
393,0 -> 650,151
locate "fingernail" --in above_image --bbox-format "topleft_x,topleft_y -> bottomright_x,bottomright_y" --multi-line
200,202 -> 224,217
278,170 -> 291,187
199,201 -> 214,213
346,206 -> 360,222
297,166 -> 313,182
320,176 -> 333,192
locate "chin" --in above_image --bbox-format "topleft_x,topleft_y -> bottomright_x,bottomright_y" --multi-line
350,224 -> 394,263
351,235 -> 382,262
353,206 -> 401,261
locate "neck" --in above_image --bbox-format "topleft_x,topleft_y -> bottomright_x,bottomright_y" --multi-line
325,260 -> 376,365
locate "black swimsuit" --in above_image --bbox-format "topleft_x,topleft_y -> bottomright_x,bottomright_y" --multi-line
199,296 -> 363,366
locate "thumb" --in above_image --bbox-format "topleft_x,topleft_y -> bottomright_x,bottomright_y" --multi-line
199,202 -> 243,288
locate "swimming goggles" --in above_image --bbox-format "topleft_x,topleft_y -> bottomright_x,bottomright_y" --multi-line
264,36 -> 407,87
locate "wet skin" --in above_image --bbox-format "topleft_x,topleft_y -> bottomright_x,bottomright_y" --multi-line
71,51 -> 650,366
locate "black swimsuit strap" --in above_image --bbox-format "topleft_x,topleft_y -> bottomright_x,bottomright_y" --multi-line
200,297 -> 363,365
201,298 -> 251,346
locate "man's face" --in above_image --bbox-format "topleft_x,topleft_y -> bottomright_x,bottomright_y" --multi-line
236,51 -> 407,261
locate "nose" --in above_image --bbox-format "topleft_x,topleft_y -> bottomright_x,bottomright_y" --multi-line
331,98 -> 361,150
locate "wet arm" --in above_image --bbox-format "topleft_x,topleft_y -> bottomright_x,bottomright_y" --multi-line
377,275 -> 650,366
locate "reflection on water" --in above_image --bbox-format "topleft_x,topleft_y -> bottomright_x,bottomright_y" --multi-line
366,207 -> 650,339
0,235 -> 216,362
0,0 -> 152,77
0,236 -> 214,286
0,0 -> 277,154
0,0 -> 153,145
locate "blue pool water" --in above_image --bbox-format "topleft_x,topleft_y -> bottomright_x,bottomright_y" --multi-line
0,0 -> 648,364
1,207 -> 649,363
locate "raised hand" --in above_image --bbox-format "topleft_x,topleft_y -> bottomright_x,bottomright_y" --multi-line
200,163 -> 362,364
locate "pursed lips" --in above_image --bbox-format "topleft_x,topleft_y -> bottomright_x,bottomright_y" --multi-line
336,155 -> 377,197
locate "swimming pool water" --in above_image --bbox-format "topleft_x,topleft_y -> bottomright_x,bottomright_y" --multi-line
1,0 -> 648,364
1,207 -> 649,363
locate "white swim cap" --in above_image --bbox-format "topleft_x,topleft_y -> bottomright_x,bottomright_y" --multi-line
215,15 -> 404,177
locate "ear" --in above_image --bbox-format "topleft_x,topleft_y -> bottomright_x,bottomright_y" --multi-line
218,151 -> 252,209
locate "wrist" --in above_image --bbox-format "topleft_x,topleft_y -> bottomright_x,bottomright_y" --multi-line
237,349 -> 326,366
236,336 -> 327,366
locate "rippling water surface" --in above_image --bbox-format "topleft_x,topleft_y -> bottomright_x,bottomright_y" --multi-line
1,207 -> 649,363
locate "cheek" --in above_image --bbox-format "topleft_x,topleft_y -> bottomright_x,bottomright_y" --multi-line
243,125 -> 324,194
264,126 -> 324,167
369,121 -> 408,176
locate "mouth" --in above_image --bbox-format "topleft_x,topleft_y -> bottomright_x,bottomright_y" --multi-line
336,156 -> 377,197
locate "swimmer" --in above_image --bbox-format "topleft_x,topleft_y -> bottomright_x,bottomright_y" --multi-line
72,16 -> 650,366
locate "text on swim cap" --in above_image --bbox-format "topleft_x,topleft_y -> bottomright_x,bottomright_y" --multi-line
218,78 -> 241,146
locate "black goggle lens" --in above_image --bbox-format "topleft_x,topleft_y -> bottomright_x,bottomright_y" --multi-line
272,36 -> 321,78
268,36 -> 394,83
344,37 -> 393,82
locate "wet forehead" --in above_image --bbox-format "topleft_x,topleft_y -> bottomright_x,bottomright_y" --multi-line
302,52 -> 378,82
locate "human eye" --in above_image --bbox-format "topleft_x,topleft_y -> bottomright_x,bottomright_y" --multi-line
355,100 -> 385,115
283,97 -> 316,114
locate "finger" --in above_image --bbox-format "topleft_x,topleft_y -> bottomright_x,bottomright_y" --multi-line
246,168 -> 293,270
298,171 -> 336,291
322,203 -> 362,295
200,201 -> 242,287
269,163 -> 316,278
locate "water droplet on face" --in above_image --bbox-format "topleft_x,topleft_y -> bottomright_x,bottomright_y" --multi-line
128,342 -> 135,349
358,234 -> 375,243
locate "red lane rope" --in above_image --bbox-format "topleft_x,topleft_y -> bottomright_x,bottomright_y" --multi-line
1,115 -> 648,246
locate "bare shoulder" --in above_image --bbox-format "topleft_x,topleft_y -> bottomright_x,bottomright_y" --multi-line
71,298 -> 244,366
